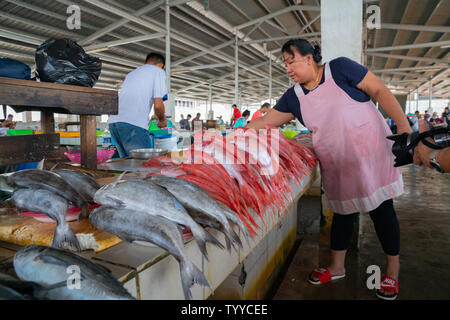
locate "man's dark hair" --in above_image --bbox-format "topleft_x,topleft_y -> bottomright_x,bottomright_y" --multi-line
145,53 -> 165,66
232,104 -> 237,108
187,114 -> 192,118
242,110 -> 250,117
7,114 -> 13,118
261,103 -> 270,109
196,113 -> 200,116
415,111 -> 420,114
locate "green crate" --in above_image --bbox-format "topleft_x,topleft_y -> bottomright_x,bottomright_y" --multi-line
6,129 -> 33,135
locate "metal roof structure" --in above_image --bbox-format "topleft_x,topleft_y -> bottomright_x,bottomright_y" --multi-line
0,0 -> 448,108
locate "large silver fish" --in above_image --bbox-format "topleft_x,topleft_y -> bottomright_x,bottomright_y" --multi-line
11,189 -> 81,252
90,206 -> 212,300
13,245 -> 135,300
53,169 -> 101,202
94,179 -> 224,260
7,170 -> 89,219
147,176 -> 248,245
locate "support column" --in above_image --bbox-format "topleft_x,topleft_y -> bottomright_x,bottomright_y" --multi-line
269,55 -> 273,105
235,31 -> 239,107
165,0 -> 174,118
428,78 -> 432,111
321,0 -> 363,63
208,82 -> 213,120
415,88 -> 419,112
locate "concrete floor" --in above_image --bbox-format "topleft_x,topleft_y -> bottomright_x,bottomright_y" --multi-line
274,165 -> 450,300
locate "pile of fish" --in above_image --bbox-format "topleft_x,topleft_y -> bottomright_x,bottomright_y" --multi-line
0,169 -> 101,252
0,245 -> 135,300
142,128 -> 318,236
90,175 -> 252,299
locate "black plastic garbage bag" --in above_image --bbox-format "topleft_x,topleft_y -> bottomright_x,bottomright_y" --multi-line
35,38 -> 102,87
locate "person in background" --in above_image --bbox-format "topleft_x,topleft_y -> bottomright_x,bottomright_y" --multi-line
184,114 -> 192,130
234,110 -> 250,128
424,110 -> 431,123
217,115 -> 224,125
409,111 -> 420,132
251,103 -> 271,121
386,117 -> 397,134
442,107 -> 450,125
191,113 -> 201,130
179,114 -> 185,129
108,52 -> 167,158
430,112 -> 444,125
1,114 -> 15,129
230,104 -> 241,126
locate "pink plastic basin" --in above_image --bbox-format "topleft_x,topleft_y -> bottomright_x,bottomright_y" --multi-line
65,149 -> 115,164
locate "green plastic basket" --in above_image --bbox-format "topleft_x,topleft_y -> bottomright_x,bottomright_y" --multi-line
6,129 -> 33,135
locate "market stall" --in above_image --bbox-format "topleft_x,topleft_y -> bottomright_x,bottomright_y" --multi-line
0,129 -> 319,300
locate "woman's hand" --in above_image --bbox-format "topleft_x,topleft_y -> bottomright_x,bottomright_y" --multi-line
245,108 -> 295,130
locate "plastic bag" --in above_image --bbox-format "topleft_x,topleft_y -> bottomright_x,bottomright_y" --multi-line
0,57 -> 31,80
35,38 -> 102,87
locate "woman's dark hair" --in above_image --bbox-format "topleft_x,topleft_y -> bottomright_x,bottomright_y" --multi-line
242,110 -> 250,117
281,39 -> 322,63
146,52 -> 165,66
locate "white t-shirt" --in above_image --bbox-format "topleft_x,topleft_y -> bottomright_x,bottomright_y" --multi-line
109,64 -> 166,130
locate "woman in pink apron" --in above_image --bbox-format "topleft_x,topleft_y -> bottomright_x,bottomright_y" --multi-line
247,39 -> 412,300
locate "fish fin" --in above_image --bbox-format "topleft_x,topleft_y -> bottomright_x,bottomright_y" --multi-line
179,260 -> 212,300
112,171 -> 128,187
194,228 -> 224,260
50,223 -> 82,252
78,203 -> 90,221
229,227 -> 243,250
42,280 -> 71,291
36,158 -> 45,170
223,232 -> 232,253
48,163 -> 58,172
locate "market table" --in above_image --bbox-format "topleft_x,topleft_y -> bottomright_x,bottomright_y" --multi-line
0,77 -> 118,169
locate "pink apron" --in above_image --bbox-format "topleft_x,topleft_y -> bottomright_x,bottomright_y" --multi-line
295,63 -> 403,214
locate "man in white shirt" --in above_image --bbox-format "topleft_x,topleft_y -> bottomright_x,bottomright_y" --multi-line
108,53 -> 167,158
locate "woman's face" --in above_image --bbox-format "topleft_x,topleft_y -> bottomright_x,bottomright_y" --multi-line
283,49 -> 313,84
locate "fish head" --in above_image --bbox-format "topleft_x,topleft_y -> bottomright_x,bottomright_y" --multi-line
0,175 -> 15,193
93,187 -> 125,208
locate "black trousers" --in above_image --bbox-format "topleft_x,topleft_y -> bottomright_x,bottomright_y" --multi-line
330,199 -> 400,255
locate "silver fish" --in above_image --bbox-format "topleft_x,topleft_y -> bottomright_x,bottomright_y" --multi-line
11,189 -> 81,252
147,176 -> 247,246
7,169 -> 89,219
94,179 -> 224,260
13,245 -> 135,300
90,206 -> 212,300
54,169 -> 101,202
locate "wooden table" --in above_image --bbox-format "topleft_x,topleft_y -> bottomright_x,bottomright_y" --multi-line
0,77 -> 118,169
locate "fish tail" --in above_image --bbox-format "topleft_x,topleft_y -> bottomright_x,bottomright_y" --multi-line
52,222 -> 81,252
78,203 -> 90,220
229,227 -> 243,249
222,231 -> 233,254
180,259 -> 212,300
192,225 -> 224,260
